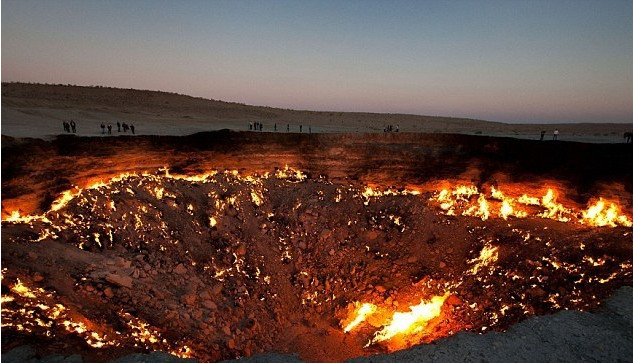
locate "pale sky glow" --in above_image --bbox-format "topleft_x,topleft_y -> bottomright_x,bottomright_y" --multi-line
2,0 -> 633,123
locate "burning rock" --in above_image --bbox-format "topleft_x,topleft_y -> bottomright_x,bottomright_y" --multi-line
1,167 -> 632,362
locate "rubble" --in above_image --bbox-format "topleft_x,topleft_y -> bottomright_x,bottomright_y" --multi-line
2,168 -> 632,362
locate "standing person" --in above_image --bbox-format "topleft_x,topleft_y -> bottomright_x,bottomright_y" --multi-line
259,123 -> 263,131
274,123 -> 277,132
107,124 -> 112,135
122,123 -> 128,132
553,129 -> 559,141
117,121 -> 121,132
63,121 -> 68,133
287,124 -> 290,132
309,126 -> 311,133
70,120 -> 76,133
130,124 -> 135,134
100,123 -> 106,134
300,125 -> 302,133
540,130 -> 546,141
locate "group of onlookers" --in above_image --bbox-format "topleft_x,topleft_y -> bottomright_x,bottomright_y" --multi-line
62,120 -> 77,133
101,121 -> 135,135
384,124 -> 399,132
63,120 -> 136,135
249,122 -> 311,133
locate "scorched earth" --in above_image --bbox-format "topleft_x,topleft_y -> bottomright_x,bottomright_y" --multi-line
2,166 -> 632,362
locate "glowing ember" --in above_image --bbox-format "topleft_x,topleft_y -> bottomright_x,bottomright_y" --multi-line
469,244 -> 499,275
2,277 -> 182,353
11,279 -> 37,299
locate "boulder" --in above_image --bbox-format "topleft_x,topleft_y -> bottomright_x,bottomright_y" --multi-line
203,300 -> 217,310
173,264 -> 188,275
105,273 -> 133,289
104,287 -> 115,299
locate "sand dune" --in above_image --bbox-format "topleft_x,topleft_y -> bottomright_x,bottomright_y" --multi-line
2,82 -> 631,142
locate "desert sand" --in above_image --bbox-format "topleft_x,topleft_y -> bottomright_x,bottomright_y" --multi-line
2,83 -> 632,143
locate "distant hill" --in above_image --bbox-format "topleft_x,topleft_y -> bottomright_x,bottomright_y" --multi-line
2,82 -> 631,142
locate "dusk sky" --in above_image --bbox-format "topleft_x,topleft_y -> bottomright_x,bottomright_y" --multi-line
2,0 -> 633,123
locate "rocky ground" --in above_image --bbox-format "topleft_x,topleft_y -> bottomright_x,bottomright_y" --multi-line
2,167 -> 632,362
2,132 -> 632,362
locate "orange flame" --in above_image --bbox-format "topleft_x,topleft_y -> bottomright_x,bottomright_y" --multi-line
370,292 -> 449,346
581,199 -> 633,227
343,302 -> 378,333
343,292 -> 450,349
431,185 -> 632,227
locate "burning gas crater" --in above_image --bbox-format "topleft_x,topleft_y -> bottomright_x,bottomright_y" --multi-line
2,167 -> 632,361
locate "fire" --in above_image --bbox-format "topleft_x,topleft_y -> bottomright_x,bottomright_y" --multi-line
2,276 -> 185,353
370,292 -> 449,346
518,194 -> 540,205
469,243 -> 499,275
342,292 -> 450,349
464,194 -> 490,221
50,190 -> 81,212
2,166 -> 633,361
431,185 -> 632,227
343,302 -> 377,333
490,187 -> 527,219
275,165 -> 307,181
5,211 -> 32,223
11,279 -> 37,299
251,190 -> 264,207
581,199 -> 633,227
539,189 -> 571,222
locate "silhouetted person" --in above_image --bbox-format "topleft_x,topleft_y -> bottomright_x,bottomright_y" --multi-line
274,123 -> 277,132
625,131 -> 633,143
553,129 -> 559,141
107,124 -> 112,135
122,123 -> 128,132
396,125 -> 399,132
540,130 -> 546,141
309,126 -> 311,133
63,121 -> 69,133
117,121 -> 121,132
300,125 -> 302,133
70,120 -> 76,133
100,123 -> 106,134
287,124 -> 290,132
130,124 -> 135,134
